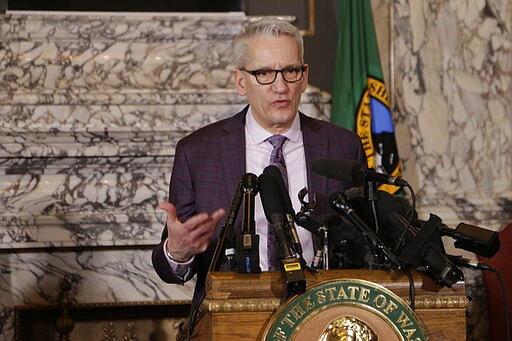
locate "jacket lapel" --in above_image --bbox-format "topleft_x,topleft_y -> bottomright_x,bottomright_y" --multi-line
301,113 -> 329,201
218,107 -> 248,202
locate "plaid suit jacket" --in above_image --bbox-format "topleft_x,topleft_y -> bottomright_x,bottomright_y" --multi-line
152,105 -> 365,315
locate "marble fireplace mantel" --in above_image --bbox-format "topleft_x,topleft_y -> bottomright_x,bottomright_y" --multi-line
0,11 -> 330,250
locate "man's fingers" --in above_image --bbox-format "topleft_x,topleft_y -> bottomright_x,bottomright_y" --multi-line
185,208 -> 225,233
158,202 -> 178,222
182,209 -> 225,241
183,212 -> 212,231
167,208 -> 226,258
211,208 -> 226,223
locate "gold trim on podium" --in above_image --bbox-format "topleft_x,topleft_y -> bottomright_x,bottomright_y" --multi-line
203,298 -> 281,313
407,295 -> 469,309
201,294 -> 468,313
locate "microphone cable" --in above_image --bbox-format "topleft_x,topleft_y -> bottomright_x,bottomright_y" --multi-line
186,291 -> 205,341
486,265 -> 511,341
393,183 -> 416,253
403,268 -> 416,311
449,256 -> 511,341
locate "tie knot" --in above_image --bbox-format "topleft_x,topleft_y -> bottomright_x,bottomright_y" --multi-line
267,134 -> 287,149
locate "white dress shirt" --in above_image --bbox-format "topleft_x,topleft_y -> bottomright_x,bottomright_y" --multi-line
245,108 -> 314,270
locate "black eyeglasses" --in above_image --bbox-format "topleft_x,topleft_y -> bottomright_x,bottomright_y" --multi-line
241,65 -> 306,85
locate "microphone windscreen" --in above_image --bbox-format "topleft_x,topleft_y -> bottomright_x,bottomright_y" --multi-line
324,213 -> 370,269
312,158 -> 364,185
374,190 -> 417,226
263,165 -> 293,215
371,190 -> 418,249
258,172 -> 284,223
344,186 -> 365,200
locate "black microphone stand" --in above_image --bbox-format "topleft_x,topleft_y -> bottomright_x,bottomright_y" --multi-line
188,176 -> 245,341
318,225 -> 329,270
364,178 -> 381,234
236,174 -> 261,274
208,177 -> 244,273
295,187 -> 329,270
329,192 -> 401,270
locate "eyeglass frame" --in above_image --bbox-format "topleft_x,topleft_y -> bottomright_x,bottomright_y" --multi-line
239,65 -> 307,85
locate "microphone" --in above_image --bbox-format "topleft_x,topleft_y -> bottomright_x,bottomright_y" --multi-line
259,171 -> 306,295
312,158 -> 408,186
376,188 -> 499,260
236,173 -> 261,274
322,213 -> 370,269
241,173 -> 259,234
447,255 -> 492,271
294,214 -> 324,235
371,192 -> 464,287
391,213 -> 464,287
441,222 -> 500,258
208,173 -> 258,271
223,176 -> 244,272
263,165 -> 303,256
294,187 -> 325,235
259,172 -> 295,259
329,191 -> 401,268
209,173 -> 249,272
373,190 -> 419,250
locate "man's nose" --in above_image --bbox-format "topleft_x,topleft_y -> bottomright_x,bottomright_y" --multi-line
272,72 -> 288,92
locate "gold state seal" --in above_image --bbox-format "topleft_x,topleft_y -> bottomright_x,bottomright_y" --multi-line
263,279 -> 427,341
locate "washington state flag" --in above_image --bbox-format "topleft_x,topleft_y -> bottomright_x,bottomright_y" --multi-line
331,0 -> 402,194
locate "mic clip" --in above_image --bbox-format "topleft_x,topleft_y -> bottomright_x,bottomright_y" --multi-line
280,257 -> 306,295
296,187 -> 329,270
236,232 -> 262,274
298,187 -> 316,212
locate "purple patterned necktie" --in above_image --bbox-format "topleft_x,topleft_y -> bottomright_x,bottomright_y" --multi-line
266,134 -> 288,270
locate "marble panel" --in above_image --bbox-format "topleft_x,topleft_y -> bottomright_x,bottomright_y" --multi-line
0,12 -> 245,92
0,89 -> 328,250
392,0 -> 512,230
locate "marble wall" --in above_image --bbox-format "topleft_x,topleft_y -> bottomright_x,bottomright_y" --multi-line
0,11 -> 330,339
392,0 -> 512,231
390,4 -> 511,337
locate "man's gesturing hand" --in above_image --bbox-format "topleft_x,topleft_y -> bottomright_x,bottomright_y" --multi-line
159,202 -> 226,262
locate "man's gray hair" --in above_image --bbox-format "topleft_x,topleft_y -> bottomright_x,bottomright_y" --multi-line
233,17 -> 304,68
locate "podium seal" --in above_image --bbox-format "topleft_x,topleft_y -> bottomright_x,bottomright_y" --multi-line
263,279 -> 427,341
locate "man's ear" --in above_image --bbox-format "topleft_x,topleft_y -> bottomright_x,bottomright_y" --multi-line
233,69 -> 247,96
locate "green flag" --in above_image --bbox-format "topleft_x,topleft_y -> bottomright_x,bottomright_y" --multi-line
331,0 -> 402,194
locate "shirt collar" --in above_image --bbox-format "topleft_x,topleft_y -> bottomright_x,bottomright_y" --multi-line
245,107 -> 301,145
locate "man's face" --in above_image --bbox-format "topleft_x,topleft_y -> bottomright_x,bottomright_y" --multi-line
234,35 -> 308,134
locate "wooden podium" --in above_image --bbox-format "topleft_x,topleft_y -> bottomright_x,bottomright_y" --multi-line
195,270 -> 468,340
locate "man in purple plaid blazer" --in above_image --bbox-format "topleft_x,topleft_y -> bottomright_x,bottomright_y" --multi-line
152,17 -> 365,338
